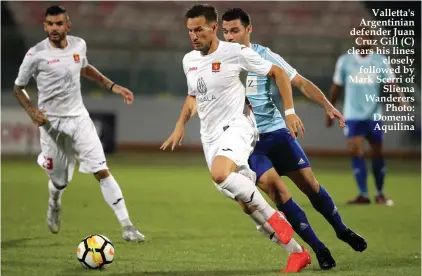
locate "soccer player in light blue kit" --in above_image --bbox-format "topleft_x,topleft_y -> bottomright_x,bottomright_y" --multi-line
221,8 -> 367,270
328,29 -> 395,205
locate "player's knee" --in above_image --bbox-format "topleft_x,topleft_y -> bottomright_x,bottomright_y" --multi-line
211,164 -> 233,184
49,174 -> 69,189
94,169 -> 110,181
347,141 -> 364,157
51,179 -> 68,190
211,156 -> 237,184
211,170 -> 231,184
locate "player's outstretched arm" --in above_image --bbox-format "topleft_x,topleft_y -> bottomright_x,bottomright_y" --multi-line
81,65 -> 134,104
13,85 -> 48,126
292,75 -> 345,128
267,65 -> 305,139
160,95 -> 197,151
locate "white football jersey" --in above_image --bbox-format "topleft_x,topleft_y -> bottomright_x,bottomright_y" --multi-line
183,41 -> 273,143
15,35 -> 89,117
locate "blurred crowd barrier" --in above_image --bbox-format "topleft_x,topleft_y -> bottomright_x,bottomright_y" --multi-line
4,1 -> 372,95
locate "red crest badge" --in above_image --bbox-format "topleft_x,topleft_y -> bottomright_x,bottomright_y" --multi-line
212,61 -> 221,72
73,53 -> 80,63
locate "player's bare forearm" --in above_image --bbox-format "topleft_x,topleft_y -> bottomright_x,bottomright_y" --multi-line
81,64 -> 114,89
13,84 -> 48,126
268,65 -> 294,110
292,75 -> 332,109
328,83 -> 342,106
13,85 -> 35,112
177,95 -> 197,126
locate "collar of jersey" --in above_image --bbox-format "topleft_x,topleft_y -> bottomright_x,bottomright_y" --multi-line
46,37 -> 70,51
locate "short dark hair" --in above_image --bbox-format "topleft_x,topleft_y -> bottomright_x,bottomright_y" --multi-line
45,5 -> 67,17
185,4 -> 218,23
222,8 -> 251,27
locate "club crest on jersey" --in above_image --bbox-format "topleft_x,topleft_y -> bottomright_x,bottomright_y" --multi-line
212,61 -> 221,72
73,53 -> 80,63
197,77 -> 207,95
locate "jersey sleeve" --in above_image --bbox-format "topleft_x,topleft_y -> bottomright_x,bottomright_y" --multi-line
332,55 -> 346,86
14,49 -> 38,86
237,46 -> 273,76
182,55 -> 196,96
81,39 -> 89,68
264,48 -> 297,81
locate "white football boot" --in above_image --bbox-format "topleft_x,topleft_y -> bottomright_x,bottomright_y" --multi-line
122,225 -> 145,242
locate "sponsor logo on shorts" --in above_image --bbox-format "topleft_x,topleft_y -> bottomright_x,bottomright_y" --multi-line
298,158 -> 305,165
221,148 -> 233,152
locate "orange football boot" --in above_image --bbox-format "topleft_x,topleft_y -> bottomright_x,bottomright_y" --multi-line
281,247 -> 311,273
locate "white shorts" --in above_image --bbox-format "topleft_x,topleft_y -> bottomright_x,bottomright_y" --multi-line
37,115 -> 108,186
202,115 -> 258,199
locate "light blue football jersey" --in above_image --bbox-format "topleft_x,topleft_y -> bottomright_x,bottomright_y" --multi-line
333,53 -> 395,120
247,43 -> 297,134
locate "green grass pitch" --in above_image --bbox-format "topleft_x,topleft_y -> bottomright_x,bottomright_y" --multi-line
2,153 -> 421,276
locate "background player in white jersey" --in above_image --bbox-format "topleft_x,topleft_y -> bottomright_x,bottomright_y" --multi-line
161,4 -> 311,273
13,5 -> 144,242
328,29 -> 398,206
221,8 -> 367,269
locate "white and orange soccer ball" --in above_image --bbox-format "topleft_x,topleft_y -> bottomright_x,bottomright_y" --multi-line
76,234 -> 115,269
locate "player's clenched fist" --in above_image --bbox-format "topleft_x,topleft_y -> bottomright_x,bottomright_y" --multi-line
160,123 -> 185,151
285,114 -> 305,139
111,84 -> 134,104
27,107 -> 48,126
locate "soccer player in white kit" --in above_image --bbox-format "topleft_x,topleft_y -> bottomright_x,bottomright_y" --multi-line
13,5 -> 144,242
161,4 -> 311,273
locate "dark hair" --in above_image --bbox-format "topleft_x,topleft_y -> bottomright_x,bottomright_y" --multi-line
222,8 -> 251,27
45,5 -> 67,17
185,4 -> 218,23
